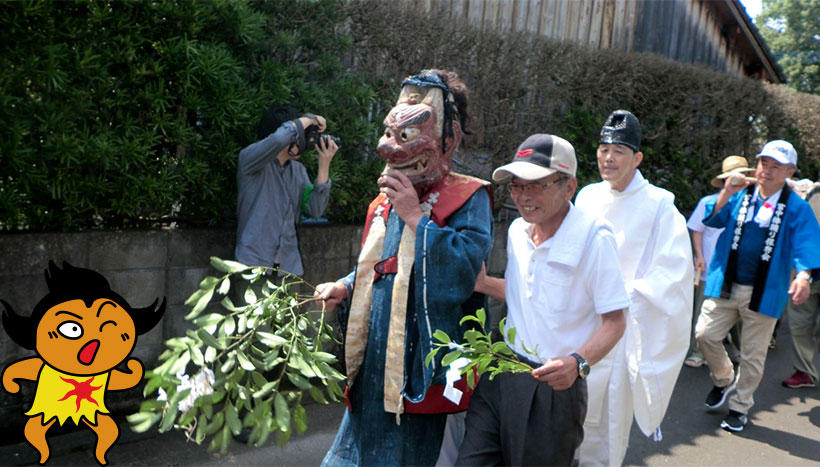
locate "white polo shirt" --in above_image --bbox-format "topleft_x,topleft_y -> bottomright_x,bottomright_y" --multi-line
504,203 -> 630,362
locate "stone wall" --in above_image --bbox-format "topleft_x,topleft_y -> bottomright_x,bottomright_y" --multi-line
0,223 -> 509,440
0,225 -> 363,440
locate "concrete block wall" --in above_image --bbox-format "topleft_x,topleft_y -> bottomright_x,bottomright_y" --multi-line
0,221 -> 509,440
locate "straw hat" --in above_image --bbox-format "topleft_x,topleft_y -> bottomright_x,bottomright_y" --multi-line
711,155 -> 755,188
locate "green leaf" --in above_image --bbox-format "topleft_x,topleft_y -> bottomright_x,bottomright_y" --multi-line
244,286 -> 257,305
467,368 -> 477,389
253,381 -> 277,399
159,400 -> 179,433
222,315 -> 236,336
432,329 -> 451,344
225,401 -> 242,436
287,372 -> 313,390
288,352 -> 316,378
218,277 -> 231,295
204,346 -> 217,363
168,353 -> 191,376
491,341 -> 511,354
197,328 -> 223,349
256,331 -> 287,348
476,308 -> 487,328
292,404 -> 308,434
203,412 -> 225,436
507,327 -> 517,347
441,350 -> 461,367
184,289 -> 206,307
199,276 -> 219,290
189,344 -> 205,366
236,350 -> 256,371
127,411 -> 162,433
275,426 -> 292,448
211,256 -> 249,273
221,296 -> 240,312
311,351 -> 337,363
250,371 -> 268,388
459,314 -> 482,326
220,355 -> 236,373
308,386 -> 328,404
424,347 -> 440,368
274,392 -> 291,432
185,288 -> 214,319
327,380 -> 344,400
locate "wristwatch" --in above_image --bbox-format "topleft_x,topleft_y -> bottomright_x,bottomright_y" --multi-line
797,270 -> 813,284
570,352 -> 590,380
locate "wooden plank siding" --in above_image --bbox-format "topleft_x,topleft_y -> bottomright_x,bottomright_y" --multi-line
411,0 -> 781,83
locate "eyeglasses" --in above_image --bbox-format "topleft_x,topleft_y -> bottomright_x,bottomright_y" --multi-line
507,177 -> 566,195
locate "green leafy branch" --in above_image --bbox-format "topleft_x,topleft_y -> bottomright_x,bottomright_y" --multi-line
425,308 -> 539,389
127,256 -> 345,453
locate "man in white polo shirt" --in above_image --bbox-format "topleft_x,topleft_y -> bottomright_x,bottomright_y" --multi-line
456,134 -> 628,466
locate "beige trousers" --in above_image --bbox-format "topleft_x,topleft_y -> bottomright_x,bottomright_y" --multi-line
695,284 -> 777,414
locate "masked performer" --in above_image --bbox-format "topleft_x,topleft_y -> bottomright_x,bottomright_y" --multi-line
315,69 -> 493,466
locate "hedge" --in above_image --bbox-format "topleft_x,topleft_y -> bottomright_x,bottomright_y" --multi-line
0,0 -> 386,231
2,0 -> 819,232
347,0 -> 820,212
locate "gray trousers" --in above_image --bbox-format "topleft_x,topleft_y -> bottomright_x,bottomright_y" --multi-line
787,281 -> 820,382
456,371 -> 587,466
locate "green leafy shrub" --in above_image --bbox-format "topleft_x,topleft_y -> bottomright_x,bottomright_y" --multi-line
347,0 -> 820,213
0,0 -> 385,231
128,257 -> 344,452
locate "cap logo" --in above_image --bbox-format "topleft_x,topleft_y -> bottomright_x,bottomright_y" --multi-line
517,149 -> 534,158
557,163 -> 569,169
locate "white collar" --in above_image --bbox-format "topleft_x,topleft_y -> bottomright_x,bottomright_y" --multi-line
752,185 -> 783,205
609,170 -> 647,196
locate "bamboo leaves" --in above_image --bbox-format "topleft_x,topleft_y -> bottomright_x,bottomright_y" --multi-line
131,257 -> 344,453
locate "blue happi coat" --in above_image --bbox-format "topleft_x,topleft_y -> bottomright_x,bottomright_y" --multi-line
703,187 -> 820,318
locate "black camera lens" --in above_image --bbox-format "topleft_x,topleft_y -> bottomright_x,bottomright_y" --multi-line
322,135 -> 341,148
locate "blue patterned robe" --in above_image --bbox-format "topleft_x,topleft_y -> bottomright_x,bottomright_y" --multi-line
322,186 -> 492,466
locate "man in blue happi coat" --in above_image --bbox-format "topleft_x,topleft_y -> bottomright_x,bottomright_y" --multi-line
315,69 -> 493,465
696,140 -> 820,432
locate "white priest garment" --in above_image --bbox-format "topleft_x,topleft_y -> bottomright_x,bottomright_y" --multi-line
575,170 -> 693,466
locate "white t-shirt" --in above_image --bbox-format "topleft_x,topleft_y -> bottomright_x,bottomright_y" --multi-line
504,204 -> 630,362
686,193 -> 723,274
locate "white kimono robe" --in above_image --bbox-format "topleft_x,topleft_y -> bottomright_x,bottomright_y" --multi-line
575,171 -> 693,466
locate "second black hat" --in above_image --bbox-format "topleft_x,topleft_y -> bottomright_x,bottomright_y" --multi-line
599,110 -> 641,152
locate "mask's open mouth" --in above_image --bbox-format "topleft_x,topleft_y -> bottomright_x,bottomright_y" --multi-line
387,155 -> 429,174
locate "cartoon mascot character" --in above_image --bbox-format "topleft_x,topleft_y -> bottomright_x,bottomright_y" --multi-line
2,261 -> 165,464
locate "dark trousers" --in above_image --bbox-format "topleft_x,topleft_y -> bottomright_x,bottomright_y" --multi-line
456,371 -> 587,466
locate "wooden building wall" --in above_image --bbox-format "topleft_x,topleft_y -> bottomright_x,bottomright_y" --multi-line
410,0 -> 779,83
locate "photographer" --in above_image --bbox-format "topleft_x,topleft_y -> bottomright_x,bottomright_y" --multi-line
235,105 -> 338,276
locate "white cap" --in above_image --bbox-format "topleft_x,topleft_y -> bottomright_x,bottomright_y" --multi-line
757,140 -> 797,166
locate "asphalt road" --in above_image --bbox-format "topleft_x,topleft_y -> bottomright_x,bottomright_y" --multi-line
6,320 -> 819,466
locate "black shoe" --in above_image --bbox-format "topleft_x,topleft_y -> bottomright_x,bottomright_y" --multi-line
720,410 -> 748,432
704,371 -> 739,410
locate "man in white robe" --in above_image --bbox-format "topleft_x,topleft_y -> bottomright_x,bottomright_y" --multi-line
575,110 -> 693,466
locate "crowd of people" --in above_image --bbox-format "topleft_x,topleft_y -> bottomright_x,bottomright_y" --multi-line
238,68 -> 820,466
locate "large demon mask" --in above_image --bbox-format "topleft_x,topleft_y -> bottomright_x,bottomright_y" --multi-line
377,70 -> 464,191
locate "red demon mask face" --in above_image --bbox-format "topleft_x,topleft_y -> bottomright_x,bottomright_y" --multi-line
377,84 -> 461,191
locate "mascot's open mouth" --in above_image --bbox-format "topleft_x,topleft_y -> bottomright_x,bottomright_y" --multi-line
78,339 -> 100,365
